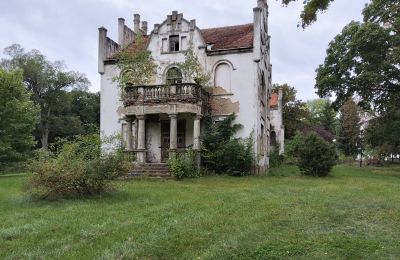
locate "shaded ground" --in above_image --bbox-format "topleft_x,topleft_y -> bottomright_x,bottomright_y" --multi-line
1,165 -> 399,259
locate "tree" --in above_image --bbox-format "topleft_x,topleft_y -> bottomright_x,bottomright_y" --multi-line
365,103 -> 400,159
1,44 -> 89,149
315,0 -> 400,112
113,34 -> 156,87
178,45 -> 211,86
0,68 -> 39,167
272,84 -> 309,139
306,98 -> 337,133
338,99 -> 361,156
282,0 -> 335,28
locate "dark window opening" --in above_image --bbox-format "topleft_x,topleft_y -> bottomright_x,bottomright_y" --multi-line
169,35 -> 180,52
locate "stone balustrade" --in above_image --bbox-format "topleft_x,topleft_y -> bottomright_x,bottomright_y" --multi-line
124,83 -> 208,106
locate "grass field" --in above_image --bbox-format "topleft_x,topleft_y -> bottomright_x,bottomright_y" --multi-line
1,165 -> 400,259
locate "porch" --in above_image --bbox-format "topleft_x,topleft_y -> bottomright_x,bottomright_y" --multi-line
122,83 -> 208,164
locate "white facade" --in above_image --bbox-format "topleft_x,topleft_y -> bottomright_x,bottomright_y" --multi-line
98,0 -> 279,173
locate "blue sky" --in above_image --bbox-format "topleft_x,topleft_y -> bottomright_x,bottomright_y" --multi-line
0,0 -> 368,101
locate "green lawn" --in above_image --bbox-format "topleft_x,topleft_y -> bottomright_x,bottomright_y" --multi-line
1,165 -> 400,259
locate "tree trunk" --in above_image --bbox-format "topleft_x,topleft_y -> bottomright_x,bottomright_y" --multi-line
40,107 -> 51,149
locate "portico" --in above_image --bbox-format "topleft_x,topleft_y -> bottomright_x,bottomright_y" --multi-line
122,83 -> 207,164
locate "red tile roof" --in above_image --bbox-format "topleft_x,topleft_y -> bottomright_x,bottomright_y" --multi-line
200,23 -> 254,51
270,93 -> 278,108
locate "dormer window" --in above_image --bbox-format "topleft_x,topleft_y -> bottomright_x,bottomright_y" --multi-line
169,35 -> 180,52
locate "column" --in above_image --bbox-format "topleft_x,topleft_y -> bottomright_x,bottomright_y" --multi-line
125,117 -> 132,150
169,113 -> 178,158
193,114 -> 201,150
136,115 -> 146,163
193,114 -> 202,167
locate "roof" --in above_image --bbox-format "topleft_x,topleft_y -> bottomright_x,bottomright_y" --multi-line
270,93 -> 278,108
200,23 -> 254,51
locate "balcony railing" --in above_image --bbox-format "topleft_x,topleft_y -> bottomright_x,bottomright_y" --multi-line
124,83 -> 209,107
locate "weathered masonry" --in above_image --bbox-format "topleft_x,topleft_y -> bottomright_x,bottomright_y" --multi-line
98,0 -> 284,174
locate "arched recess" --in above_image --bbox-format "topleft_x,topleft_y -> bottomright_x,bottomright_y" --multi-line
270,131 -> 277,148
165,67 -> 183,84
214,62 -> 232,92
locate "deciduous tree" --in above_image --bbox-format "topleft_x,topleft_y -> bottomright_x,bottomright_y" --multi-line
1,44 -> 89,149
0,68 -> 39,166
315,0 -> 400,112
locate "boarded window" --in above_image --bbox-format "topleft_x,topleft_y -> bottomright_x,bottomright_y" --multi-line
214,63 -> 231,92
169,35 -> 180,52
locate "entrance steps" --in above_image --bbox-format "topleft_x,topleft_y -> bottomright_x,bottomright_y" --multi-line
128,163 -> 171,178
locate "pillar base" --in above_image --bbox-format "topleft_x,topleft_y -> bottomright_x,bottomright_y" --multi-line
136,150 -> 147,163
168,149 -> 177,160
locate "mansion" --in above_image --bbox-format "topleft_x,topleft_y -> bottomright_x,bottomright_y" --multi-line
98,0 -> 283,174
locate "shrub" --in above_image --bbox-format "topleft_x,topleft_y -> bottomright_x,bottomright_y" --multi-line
26,134 -> 131,200
297,133 -> 338,177
201,114 -> 254,176
269,149 -> 284,168
168,149 -> 200,179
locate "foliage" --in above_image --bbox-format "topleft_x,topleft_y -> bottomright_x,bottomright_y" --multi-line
306,98 -> 338,133
1,44 -> 90,149
269,149 -> 284,168
282,0 -> 334,28
25,134 -> 130,200
178,45 -> 211,87
338,99 -> 361,156
113,34 -> 156,88
0,68 -> 39,169
297,133 -> 338,177
365,103 -> 400,159
284,131 -> 306,163
272,84 -> 309,139
315,0 -> 400,112
167,149 -> 200,179
201,114 -> 254,176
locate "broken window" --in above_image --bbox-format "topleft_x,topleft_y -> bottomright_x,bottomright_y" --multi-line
169,35 -> 180,52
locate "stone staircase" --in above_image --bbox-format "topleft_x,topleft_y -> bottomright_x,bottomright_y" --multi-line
128,163 -> 171,178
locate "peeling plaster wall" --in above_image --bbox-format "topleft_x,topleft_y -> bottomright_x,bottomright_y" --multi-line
100,64 -> 124,151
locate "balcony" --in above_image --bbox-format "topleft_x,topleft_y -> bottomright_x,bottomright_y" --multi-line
124,83 -> 208,106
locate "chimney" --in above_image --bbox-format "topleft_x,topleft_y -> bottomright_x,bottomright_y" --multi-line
118,18 -> 125,46
141,21 -> 148,35
153,24 -> 160,34
98,27 -> 107,74
189,19 -> 196,31
134,14 -> 140,34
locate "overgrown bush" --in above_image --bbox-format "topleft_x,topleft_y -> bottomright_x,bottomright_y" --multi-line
269,149 -> 284,168
202,114 -> 254,176
297,133 -> 338,177
26,134 -> 131,200
167,149 -> 200,179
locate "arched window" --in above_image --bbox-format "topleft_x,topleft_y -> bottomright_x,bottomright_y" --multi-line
214,63 -> 231,92
166,67 -> 182,84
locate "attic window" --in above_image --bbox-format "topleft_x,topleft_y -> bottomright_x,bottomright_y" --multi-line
169,35 -> 179,52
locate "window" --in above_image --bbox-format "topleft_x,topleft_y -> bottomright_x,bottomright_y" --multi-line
214,63 -> 231,92
166,67 -> 182,84
169,35 -> 179,52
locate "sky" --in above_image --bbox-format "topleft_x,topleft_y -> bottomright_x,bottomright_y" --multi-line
0,0 -> 369,101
